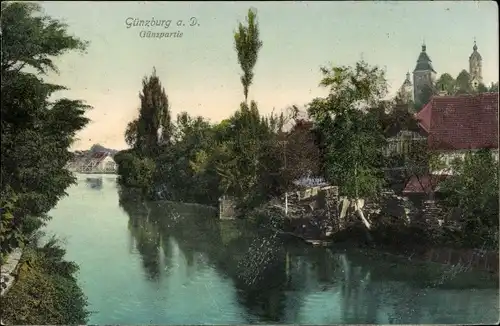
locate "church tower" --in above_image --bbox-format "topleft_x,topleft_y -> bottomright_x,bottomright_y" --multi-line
412,43 -> 436,104
396,72 -> 413,104
469,39 -> 483,88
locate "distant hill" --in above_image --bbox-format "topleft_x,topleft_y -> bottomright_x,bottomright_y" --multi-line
73,144 -> 119,157
89,144 -> 119,155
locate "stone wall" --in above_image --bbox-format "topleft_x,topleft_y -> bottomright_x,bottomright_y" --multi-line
0,248 -> 23,297
219,196 -> 237,220
319,186 -> 340,227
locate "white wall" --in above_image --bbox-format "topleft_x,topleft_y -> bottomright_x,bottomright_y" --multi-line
432,149 -> 499,175
97,155 -> 117,171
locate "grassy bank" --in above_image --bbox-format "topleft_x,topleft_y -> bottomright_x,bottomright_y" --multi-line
1,238 -> 90,325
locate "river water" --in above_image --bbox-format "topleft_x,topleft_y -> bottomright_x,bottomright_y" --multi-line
43,174 -> 499,324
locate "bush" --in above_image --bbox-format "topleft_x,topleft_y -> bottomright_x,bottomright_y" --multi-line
115,150 -> 156,198
1,238 -> 90,325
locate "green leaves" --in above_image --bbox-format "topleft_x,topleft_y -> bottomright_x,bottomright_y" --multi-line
440,150 -> 499,228
435,73 -> 456,95
234,8 -> 263,102
455,69 -> 472,94
1,242 -> 90,324
308,61 -> 387,199
125,119 -> 139,148
116,152 -> 156,194
1,2 -> 91,257
1,2 -> 88,76
135,68 -> 172,154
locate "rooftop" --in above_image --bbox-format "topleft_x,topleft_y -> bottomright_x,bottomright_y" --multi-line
415,93 -> 499,151
413,44 -> 437,73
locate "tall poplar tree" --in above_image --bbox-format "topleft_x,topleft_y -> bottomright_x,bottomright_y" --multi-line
234,8 -> 263,103
136,68 -> 172,155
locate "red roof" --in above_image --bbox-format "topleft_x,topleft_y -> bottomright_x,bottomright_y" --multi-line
403,174 -> 450,194
415,93 -> 499,150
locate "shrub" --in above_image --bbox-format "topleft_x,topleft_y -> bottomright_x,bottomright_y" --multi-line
1,239 -> 90,325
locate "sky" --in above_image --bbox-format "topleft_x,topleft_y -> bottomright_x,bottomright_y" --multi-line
38,1 -> 499,150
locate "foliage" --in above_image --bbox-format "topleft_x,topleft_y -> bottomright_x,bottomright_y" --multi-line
215,102 -> 289,211
399,139 -> 447,198
435,73 -> 455,95
477,82 -> 489,93
439,149 -> 499,248
1,1 -> 90,256
0,2 -> 88,77
414,70 -> 497,112
455,69 -> 472,94
117,8 -> 292,211
155,112 -> 222,205
125,119 -> 139,148
116,68 -> 173,199
434,70 -> 497,96
308,61 -> 387,199
1,238 -> 90,325
1,5 -> 91,322
489,82 -> 499,92
234,8 -> 263,103
285,117 -> 322,181
0,190 -> 22,259
115,150 -> 156,197
134,68 -> 173,154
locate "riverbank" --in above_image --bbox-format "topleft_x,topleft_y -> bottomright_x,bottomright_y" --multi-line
1,240 -> 90,325
0,248 -> 23,297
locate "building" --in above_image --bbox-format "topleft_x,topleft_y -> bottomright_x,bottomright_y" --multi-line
403,92 -> 499,194
469,40 -> 483,89
416,92 -> 498,168
412,44 -> 437,104
397,40 -> 485,105
383,102 -> 426,157
396,72 -> 414,104
80,151 -> 117,173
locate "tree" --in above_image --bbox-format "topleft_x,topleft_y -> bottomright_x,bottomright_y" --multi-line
477,83 -> 489,93
435,73 -> 456,95
234,8 -> 263,103
212,102 -> 293,212
216,102 -> 269,200
1,2 -> 90,254
136,68 -> 172,155
308,61 -> 388,228
455,69 -> 472,94
285,118 -> 322,181
439,149 -> 499,248
115,150 -> 156,198
125,119 -> 139,148
0,2 -> 90,323
157,112 -> 221,205
489,82 -> 498,92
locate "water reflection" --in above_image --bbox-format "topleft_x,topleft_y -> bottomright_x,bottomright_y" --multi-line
120,198 -> 498,324
84,176 -> 103,190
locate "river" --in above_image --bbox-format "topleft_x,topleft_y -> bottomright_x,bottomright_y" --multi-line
43,174 -> 499,324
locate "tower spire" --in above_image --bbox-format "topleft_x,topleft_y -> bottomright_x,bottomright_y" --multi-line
473,37 -> 478,51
